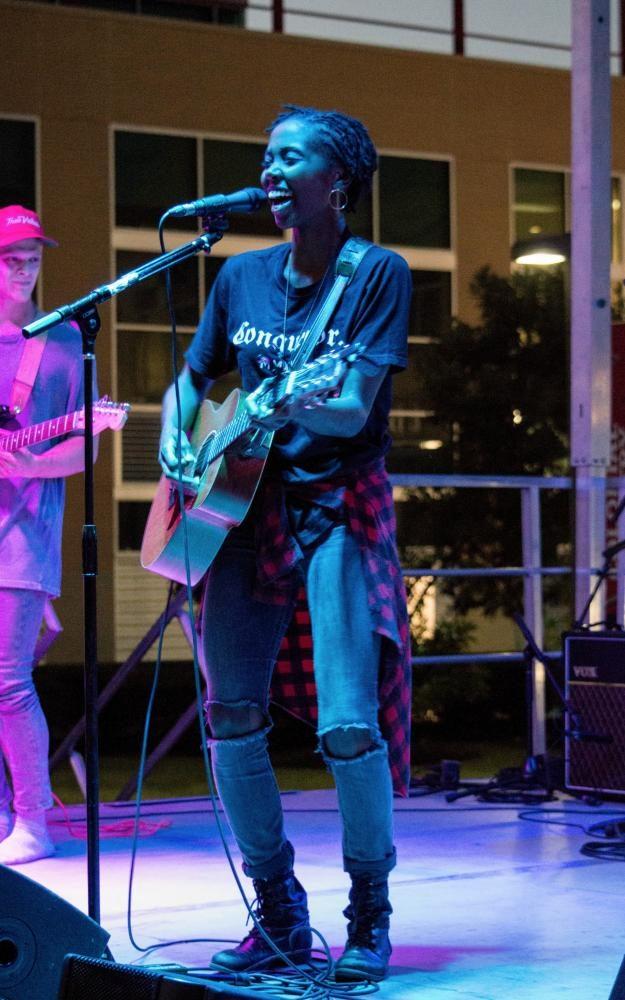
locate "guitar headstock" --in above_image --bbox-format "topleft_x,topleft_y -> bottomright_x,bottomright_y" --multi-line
292,342 -> 365,394
249,343 -> 365,421
76,396 -> 131,433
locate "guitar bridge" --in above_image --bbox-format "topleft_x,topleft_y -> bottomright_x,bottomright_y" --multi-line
239,428 -> 272,458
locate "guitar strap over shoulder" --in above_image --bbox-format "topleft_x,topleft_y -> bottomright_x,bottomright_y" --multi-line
10,331 -> 48,415
288,236 -> 372,371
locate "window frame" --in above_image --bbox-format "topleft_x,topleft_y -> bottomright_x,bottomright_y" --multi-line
510,161 -> 625,278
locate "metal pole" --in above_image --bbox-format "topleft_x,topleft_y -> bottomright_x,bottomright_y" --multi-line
453,0 -> 465,55
571,0 -> 612,624
272,0 -> 284,33
521,486 -> 546,755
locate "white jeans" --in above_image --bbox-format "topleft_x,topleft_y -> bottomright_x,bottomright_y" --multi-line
0,588 -> 53,815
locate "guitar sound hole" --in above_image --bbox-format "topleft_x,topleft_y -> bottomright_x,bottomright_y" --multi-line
194,433 -> 216,479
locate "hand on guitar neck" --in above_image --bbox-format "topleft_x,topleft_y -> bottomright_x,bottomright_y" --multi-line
157,344 -> 364,492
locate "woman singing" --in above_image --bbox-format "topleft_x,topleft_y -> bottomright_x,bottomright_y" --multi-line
159,105 -> 412,982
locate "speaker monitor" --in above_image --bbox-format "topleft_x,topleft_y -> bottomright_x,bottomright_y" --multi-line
564,631 -> 625,796
0,863 -> 109,1000
58,953 -> 281,999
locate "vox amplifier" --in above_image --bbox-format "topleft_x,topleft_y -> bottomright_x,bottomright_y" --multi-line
564,630 -> 625,797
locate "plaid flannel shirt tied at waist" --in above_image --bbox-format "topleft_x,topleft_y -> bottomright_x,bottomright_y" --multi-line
254,459 -> 412,797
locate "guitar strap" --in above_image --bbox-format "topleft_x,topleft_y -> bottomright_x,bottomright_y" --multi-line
288,236 -> 372,371
10,330 -> 48,415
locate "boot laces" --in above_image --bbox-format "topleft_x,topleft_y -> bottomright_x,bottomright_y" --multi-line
347,880 -> 390,949
248,876 -> 306,936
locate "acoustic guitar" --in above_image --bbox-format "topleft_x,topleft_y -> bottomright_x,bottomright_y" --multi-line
141,345 -> 362,585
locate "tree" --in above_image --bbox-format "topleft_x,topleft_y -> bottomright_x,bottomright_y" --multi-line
394,265 -> 570,617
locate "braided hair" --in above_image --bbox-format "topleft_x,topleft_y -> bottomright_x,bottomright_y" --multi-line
265,105 -> 378,213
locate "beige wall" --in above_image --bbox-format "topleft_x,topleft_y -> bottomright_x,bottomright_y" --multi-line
2,0 -> 624,660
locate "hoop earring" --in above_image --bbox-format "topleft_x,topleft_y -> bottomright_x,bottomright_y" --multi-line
329,187 -> 348,212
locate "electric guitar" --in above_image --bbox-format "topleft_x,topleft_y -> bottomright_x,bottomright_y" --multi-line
0,397 -> 130,452
140,345 -> 363,585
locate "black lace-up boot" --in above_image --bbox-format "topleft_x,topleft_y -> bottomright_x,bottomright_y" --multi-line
334,874 -> 392,982
210,871 -> 312,972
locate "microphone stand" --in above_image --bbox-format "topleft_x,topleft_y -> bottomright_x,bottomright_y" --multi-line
573,539 -> 625,630
23,220 -> 227,924
446,614 -> 570,806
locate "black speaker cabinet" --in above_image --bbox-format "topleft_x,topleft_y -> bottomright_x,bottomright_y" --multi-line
58,954 -> 279,999
564,631 -> 625,796
0,864 -> 109,1000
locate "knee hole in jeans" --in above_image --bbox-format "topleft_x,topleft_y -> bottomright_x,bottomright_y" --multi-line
206,702 -> 265,740
322,725 -> 374,760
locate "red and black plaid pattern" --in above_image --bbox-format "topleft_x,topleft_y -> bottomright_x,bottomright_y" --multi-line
255,461 -> 412,797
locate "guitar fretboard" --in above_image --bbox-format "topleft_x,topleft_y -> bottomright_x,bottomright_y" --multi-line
195,409 -> 253,473
0,411 -> 79,454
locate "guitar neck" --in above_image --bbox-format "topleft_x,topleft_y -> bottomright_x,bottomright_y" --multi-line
0,411 -> 80,454
192,349 -> 355,472
195,406 -> 253,471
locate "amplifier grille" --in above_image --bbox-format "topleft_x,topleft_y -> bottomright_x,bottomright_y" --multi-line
565,632 -> 625,796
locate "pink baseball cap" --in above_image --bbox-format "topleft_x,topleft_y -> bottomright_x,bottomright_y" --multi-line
0,205 -> 58,250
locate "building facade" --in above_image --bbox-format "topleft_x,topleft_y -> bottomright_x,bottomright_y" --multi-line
2,0 -> 624,661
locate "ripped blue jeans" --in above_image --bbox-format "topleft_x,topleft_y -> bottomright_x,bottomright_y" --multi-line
202,522 -> 396,880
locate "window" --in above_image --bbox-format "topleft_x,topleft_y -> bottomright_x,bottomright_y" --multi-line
0,118 -> 36,208
203,139 -> 276,239
115,131 -> 197,229
512,166 -> 624,266
31,1 -> 245,24
513,168 -> 566,241
388,271 -> 452,466
379,156 -> 450,248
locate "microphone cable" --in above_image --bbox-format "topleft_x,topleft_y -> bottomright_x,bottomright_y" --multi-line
123,218 -> 365,998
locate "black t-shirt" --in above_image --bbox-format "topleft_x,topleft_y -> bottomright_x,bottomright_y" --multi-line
186,238 -> 411,483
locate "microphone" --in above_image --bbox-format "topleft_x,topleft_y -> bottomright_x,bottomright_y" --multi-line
166,186 -> 267,219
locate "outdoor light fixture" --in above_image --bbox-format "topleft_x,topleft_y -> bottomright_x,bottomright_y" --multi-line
511,233 -> 571,266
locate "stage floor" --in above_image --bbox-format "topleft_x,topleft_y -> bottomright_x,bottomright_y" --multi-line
21,786 -> 625,999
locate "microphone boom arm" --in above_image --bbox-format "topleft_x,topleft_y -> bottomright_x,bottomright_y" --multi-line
23,226 -> 226,339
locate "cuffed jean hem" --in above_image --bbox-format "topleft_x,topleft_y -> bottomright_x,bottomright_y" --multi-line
343,846 -> 397,878
242,839 -> 295,881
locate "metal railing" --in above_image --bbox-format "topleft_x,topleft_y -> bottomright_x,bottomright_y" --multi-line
37,1 -> 625,74
391,472 -> 625,754
248,0 -> 625,75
